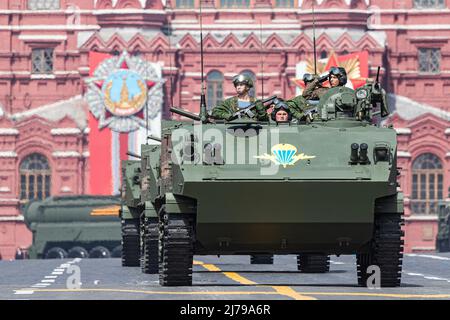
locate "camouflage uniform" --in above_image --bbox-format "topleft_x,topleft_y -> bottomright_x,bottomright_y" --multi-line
302,78 -> 328,100
286,95 -> 308,120
212,96 -> 269,121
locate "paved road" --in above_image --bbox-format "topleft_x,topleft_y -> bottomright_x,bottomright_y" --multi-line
2,253 -> 450,300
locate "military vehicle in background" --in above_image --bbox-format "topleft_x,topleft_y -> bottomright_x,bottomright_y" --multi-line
436,201 -> 450,252
23,195 -> 122,259
120,65 -> 404,287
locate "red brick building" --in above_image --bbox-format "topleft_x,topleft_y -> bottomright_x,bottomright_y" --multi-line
0,0 -> 449,259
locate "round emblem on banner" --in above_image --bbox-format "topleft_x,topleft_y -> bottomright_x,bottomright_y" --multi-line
85,51 -> 165,133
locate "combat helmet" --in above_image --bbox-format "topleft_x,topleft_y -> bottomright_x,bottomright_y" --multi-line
329,66 -> 347,86
232,74 -> 254,88
271,98 -> 292,121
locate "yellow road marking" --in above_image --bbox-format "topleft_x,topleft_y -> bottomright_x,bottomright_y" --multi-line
202,264 -> 221,272
18,289 -> 450,299
272,286 -> 316,301
195,260 -> 315,300
223,272 -> 257,285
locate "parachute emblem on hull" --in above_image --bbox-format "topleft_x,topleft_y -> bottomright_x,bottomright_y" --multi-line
255,144 -> 316,168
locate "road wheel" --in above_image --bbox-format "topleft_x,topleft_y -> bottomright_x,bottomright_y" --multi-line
89,246 -> 111,259
159,206 -> 194,286
121,218 -> 140,266
68,246 -> 89,258
141,217 -> 159,274
357,213 -> 404,287
45,247 -> 68,259
297,254 -> 330,273
250,254 -> 274,264
111,245 -> 122,258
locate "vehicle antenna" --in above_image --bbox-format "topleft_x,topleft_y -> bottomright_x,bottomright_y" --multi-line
168,25 -> 174,113
312,0 -> 317,75
259,20 -> 264,100
199,0 -> 207,123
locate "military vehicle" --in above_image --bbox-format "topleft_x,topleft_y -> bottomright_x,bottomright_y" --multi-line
120,65 -> 404,287
436,201 -> 450,252
23,195 -> 122,259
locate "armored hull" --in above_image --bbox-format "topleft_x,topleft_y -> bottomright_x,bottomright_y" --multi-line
164,121 -> 400,256
23,195 -> 122,259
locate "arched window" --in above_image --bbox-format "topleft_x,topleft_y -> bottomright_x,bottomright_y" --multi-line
411,153 -> 444,215
206,71 -> 224,110
20,153 -> 51,202
320,50 -> 328,59
241,70 -> 257,98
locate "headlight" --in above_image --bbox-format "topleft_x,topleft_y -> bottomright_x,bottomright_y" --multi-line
356,89 -> 368,99
374,147 -> 390,164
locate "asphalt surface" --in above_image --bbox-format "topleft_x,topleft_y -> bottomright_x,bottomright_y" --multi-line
1,253 -> 450,300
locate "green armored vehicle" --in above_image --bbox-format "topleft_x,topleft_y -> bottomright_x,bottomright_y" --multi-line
23,195 -> 122,259
121,71 -> 404,288
436,201 -> 450,252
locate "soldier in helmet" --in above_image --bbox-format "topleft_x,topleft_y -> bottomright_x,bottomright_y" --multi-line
284,73 -> 315,120
302,66 -> 348,100
270,99 -> 292,123
211,73 -> 268,121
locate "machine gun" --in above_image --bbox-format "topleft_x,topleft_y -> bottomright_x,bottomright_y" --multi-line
371,66 -> 390,118
355,66 -> 390,121
231,95 -> 278,120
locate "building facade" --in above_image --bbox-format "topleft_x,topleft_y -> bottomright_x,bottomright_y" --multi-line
0,0 -> 449,258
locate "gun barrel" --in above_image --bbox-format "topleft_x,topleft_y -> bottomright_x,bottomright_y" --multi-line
170,107 -> 202,121
127,151 -> 141,159
376,66 -> 381,83
147,135 -> 162,143
261,95 -> 277,105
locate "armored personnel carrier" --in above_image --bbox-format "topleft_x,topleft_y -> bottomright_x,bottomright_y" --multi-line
23,195 -> 122,259
121,73 -> 404,288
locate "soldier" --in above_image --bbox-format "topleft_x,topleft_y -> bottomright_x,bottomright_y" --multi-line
302,66 -> 348,100
270,99 -> 292,123
284,73 -> 317,120
211,74 -> 268,121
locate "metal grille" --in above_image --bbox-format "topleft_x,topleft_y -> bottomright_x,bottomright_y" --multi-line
411,153 -> 444,215
32,48 -> 54,74
20,153 -> 51,202
413,0 -> 445,8
220,0 -> 250,8
207,71 -> 224,110
175,0 -> 194,8
418,48 -> 441,73
28,0 -> 60,10
276,0 -> 295,7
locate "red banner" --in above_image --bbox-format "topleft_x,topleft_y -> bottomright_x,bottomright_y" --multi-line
88,52 -> 129,195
